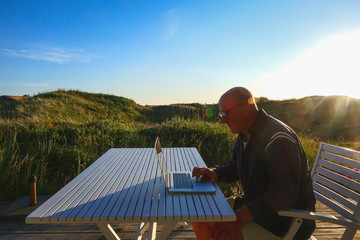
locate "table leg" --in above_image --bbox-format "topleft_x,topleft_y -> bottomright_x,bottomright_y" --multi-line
136,222 -> 150,239
147,222 -> 157,240
156,222 -> 177,240
96,223 -> 121,240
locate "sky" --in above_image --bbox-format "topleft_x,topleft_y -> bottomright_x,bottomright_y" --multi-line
1,0 -> 360,105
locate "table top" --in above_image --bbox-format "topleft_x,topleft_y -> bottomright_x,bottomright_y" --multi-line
26,147 -> 236,224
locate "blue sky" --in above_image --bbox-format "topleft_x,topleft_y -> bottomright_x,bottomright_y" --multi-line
1,0 -> 360,105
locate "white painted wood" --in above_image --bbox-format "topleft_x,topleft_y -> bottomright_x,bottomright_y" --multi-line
281,143 -> 360,240
61,149 -> 127,221
141,160 -> 160,221
105,148 -> 146,221
147,222 -> 157,240
113,148 -> 150,221
282,218 -> 303,240
124,149 -> 153,220
26,149 -> 116,223
167,149 -> 182,221
26,147 -> 236,239
135,222 -> 146,240
81,149 -> 133,221
96,223 -> 121,240
90,148 -> 139,221
46,149 -> 121,222
313,174 -> 360,202
317,165 -> 360,194
278,209 -> 360,229
315,191 -> 353,220
321,151 -> 360,173
134,151 -> 157,221
311,142 -> 324,177
313,183 -> 355,213
323,143 -> 360,161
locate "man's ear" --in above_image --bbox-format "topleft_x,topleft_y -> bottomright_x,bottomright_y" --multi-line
240,103 -> 251,116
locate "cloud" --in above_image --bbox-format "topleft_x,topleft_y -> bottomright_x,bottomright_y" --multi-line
163,9 -> 180,40
256,31 -> 360,99
3,46 -> 92,63
21,82 -> 50,87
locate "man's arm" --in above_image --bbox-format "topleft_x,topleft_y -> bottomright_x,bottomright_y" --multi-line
247,136 -> 302,219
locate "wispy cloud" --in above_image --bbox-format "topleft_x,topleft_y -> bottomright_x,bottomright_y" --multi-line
163,9 -> 180,40
21,82 -> 50,88
3,46 -> 92,63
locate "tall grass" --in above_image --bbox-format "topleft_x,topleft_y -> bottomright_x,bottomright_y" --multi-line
0,116 -> 354,201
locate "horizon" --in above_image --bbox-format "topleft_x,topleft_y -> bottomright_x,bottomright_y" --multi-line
1,1 -> 360,105
1,89 -> 359,107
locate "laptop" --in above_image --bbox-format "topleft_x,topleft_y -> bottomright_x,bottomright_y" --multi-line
154,137 -> 216,193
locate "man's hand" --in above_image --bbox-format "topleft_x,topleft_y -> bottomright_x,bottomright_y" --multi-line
210,206 -> 253,240
192,167 -> 218,184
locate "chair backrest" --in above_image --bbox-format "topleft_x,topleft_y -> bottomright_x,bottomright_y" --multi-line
311,143 -> 360,223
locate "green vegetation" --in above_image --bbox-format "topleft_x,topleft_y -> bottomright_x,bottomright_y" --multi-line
1,90 -> 359,201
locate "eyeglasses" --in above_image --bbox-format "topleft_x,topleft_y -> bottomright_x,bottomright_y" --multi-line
219,102 -> 246,118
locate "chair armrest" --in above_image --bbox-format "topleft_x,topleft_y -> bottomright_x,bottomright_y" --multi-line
278,209 -> 360,230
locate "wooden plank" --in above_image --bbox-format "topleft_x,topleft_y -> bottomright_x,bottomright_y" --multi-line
134,151 -> 157,221
181,148 -> 203,221
314,191 -> 353,220
313,182 -> 356,212
317,166 -> 360,194
55,150 -> 124,221
26,149 -> 116,223
141,154 -> 160,221
165,153 -> 175,220
87,148 -> 137,221
157,173 -> 167,220
114,148 -> 150,221
149,154 -> 162,221
167,149 -> 181,221
189,148 -> 207,168
175,148 -> 190,220
125,149 -> 153,220
42,149 -> 120,222
320,152 -> 360,180
64,149 -> 129,221
323,143 -> 360,161
188,147 -> 231,221
176,148 -> 186,171
99,148 -> 142,221
314,174 -> 360,202
80,148 -> 131,221
321,151 -> 360,172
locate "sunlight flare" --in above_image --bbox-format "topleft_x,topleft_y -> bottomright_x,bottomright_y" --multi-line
256,31 -> 360,99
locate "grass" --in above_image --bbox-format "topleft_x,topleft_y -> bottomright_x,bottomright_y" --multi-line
0,116 -> 353,201
1,90 -> 359,201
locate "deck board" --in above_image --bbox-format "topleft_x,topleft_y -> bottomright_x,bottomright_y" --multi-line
1,201 -> 359,239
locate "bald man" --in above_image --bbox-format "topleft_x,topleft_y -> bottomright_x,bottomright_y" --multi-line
192,87 -> 316,240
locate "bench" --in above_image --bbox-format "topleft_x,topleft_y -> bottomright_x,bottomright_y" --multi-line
279,142 -> 360,240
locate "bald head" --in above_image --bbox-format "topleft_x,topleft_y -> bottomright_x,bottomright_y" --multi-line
219,87 -> 257,107
218,87 -> 258,135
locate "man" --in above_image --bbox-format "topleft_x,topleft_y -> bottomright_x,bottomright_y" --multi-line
192,87 -> 316,240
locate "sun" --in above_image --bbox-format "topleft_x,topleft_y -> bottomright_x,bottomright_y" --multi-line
256,31 -> 360,100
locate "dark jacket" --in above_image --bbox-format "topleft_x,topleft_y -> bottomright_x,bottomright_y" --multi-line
214,109 -> 316,239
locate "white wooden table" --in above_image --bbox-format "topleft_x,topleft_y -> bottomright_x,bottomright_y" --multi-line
26,148 -> 236,240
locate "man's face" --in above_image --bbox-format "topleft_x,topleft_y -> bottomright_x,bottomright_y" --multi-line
218,97 -> 248,134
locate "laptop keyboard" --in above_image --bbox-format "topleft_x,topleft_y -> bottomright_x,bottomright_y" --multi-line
173,173 -> 194,189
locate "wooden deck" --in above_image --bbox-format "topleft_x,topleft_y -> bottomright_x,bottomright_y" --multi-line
0,201 -> 359,239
